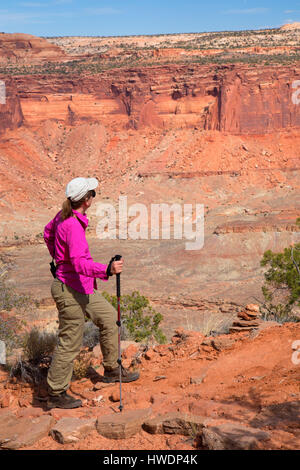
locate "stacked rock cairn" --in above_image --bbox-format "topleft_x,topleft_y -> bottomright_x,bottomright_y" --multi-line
229,304 -> 261,333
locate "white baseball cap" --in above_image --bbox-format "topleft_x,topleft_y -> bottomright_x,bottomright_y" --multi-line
65,177 -> 98,202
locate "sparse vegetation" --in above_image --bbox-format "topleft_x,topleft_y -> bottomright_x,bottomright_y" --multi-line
1,27 -> 299,76
0,316 -> 26,353
22,327 -> 57,364
102,290 -> 167,344
7,327 -> 56,385
0,263 -> 32,312
184,311 -> 234,336
0,259 -> 30,353
82,321 -> 99,349
259,218 -> 300,323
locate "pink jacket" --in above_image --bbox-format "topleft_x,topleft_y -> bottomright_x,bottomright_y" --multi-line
44,209 -> 108,294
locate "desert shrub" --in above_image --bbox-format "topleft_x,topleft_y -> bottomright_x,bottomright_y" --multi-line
9,356 -> 49,385
22,327 -> 58,364
0,316 -> 26,353
184,311 -> 234,336
259,300 -> 296,323
0,274 -> 32,312
259,218 -> 300,323
72,350 -> 92,380
9,327 -> 57,384
83,321 -> 99,349
202,314 -> 234,336
102,290 -> 167,344
0,259 -> 35,354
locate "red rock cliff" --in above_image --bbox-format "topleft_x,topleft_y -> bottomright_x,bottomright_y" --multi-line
0,33 -> 65,64
0,64 -> 299,135
0,78 -> 23,134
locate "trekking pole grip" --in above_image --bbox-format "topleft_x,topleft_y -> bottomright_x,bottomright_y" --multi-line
116,273 -> 121,298
114,254 -> 122,298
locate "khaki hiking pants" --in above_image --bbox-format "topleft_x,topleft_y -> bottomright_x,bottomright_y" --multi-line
47,277 -> 118,396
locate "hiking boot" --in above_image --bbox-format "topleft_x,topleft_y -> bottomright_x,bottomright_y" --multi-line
46,391 -> 82,410
103,365 -> 140,383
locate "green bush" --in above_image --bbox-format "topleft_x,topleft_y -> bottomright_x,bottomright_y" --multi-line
102,290 -> 167,344
259,218 -> 300,323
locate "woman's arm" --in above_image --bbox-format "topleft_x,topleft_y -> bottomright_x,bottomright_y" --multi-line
66,218 -> 108,281
44,217 -> 55,259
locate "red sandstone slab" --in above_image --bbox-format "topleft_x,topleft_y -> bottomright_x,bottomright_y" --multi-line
96,408 -> 152,439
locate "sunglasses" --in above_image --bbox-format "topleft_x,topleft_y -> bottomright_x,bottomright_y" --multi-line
91,190 -> 96,198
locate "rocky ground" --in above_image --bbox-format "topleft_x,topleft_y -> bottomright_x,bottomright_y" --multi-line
0,309 -> 299,451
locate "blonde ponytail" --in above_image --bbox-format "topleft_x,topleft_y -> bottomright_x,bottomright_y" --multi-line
61,198 -> 73,221
60,190 -> 95,221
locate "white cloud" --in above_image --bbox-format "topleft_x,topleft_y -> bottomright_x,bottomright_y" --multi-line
84,8 -> 122,15
18,0 -> 73,6
19,2 -> 48,6
0,10 -> 41,22
0,9 -> 74,24
224,8 -> 269,15
0,3 -> 121,27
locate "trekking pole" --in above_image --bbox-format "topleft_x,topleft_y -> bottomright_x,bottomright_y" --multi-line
114,254 -> 123,412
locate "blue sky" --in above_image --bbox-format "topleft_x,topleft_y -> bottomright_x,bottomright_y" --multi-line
0,0 -> 300,37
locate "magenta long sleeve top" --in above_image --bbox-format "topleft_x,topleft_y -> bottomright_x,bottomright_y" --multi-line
44,209 -> 108,294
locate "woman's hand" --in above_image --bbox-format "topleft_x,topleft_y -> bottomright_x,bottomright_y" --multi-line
110,259 -> 123,275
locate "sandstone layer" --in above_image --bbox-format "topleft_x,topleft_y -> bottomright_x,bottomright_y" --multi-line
0,33 -> 65,64
1,64 -> 300,136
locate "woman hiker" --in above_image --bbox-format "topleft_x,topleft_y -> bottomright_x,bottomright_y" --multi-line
44,177 -> 139,410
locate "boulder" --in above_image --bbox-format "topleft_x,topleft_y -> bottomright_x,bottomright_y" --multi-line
0,413 -> 54,449
250,401 -> 300,429
143,412 -> 207,436
211,337 -> 235,351
0,409 -> 16,426
202,422 -> 270,450
50,417 -> 96,444
96,408 -> 152,439
17,407 -> 45,419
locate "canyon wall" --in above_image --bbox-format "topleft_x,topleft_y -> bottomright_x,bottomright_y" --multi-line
0,78 -> 23,133
0,33 -> 65,64
0,64 -> 300,135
